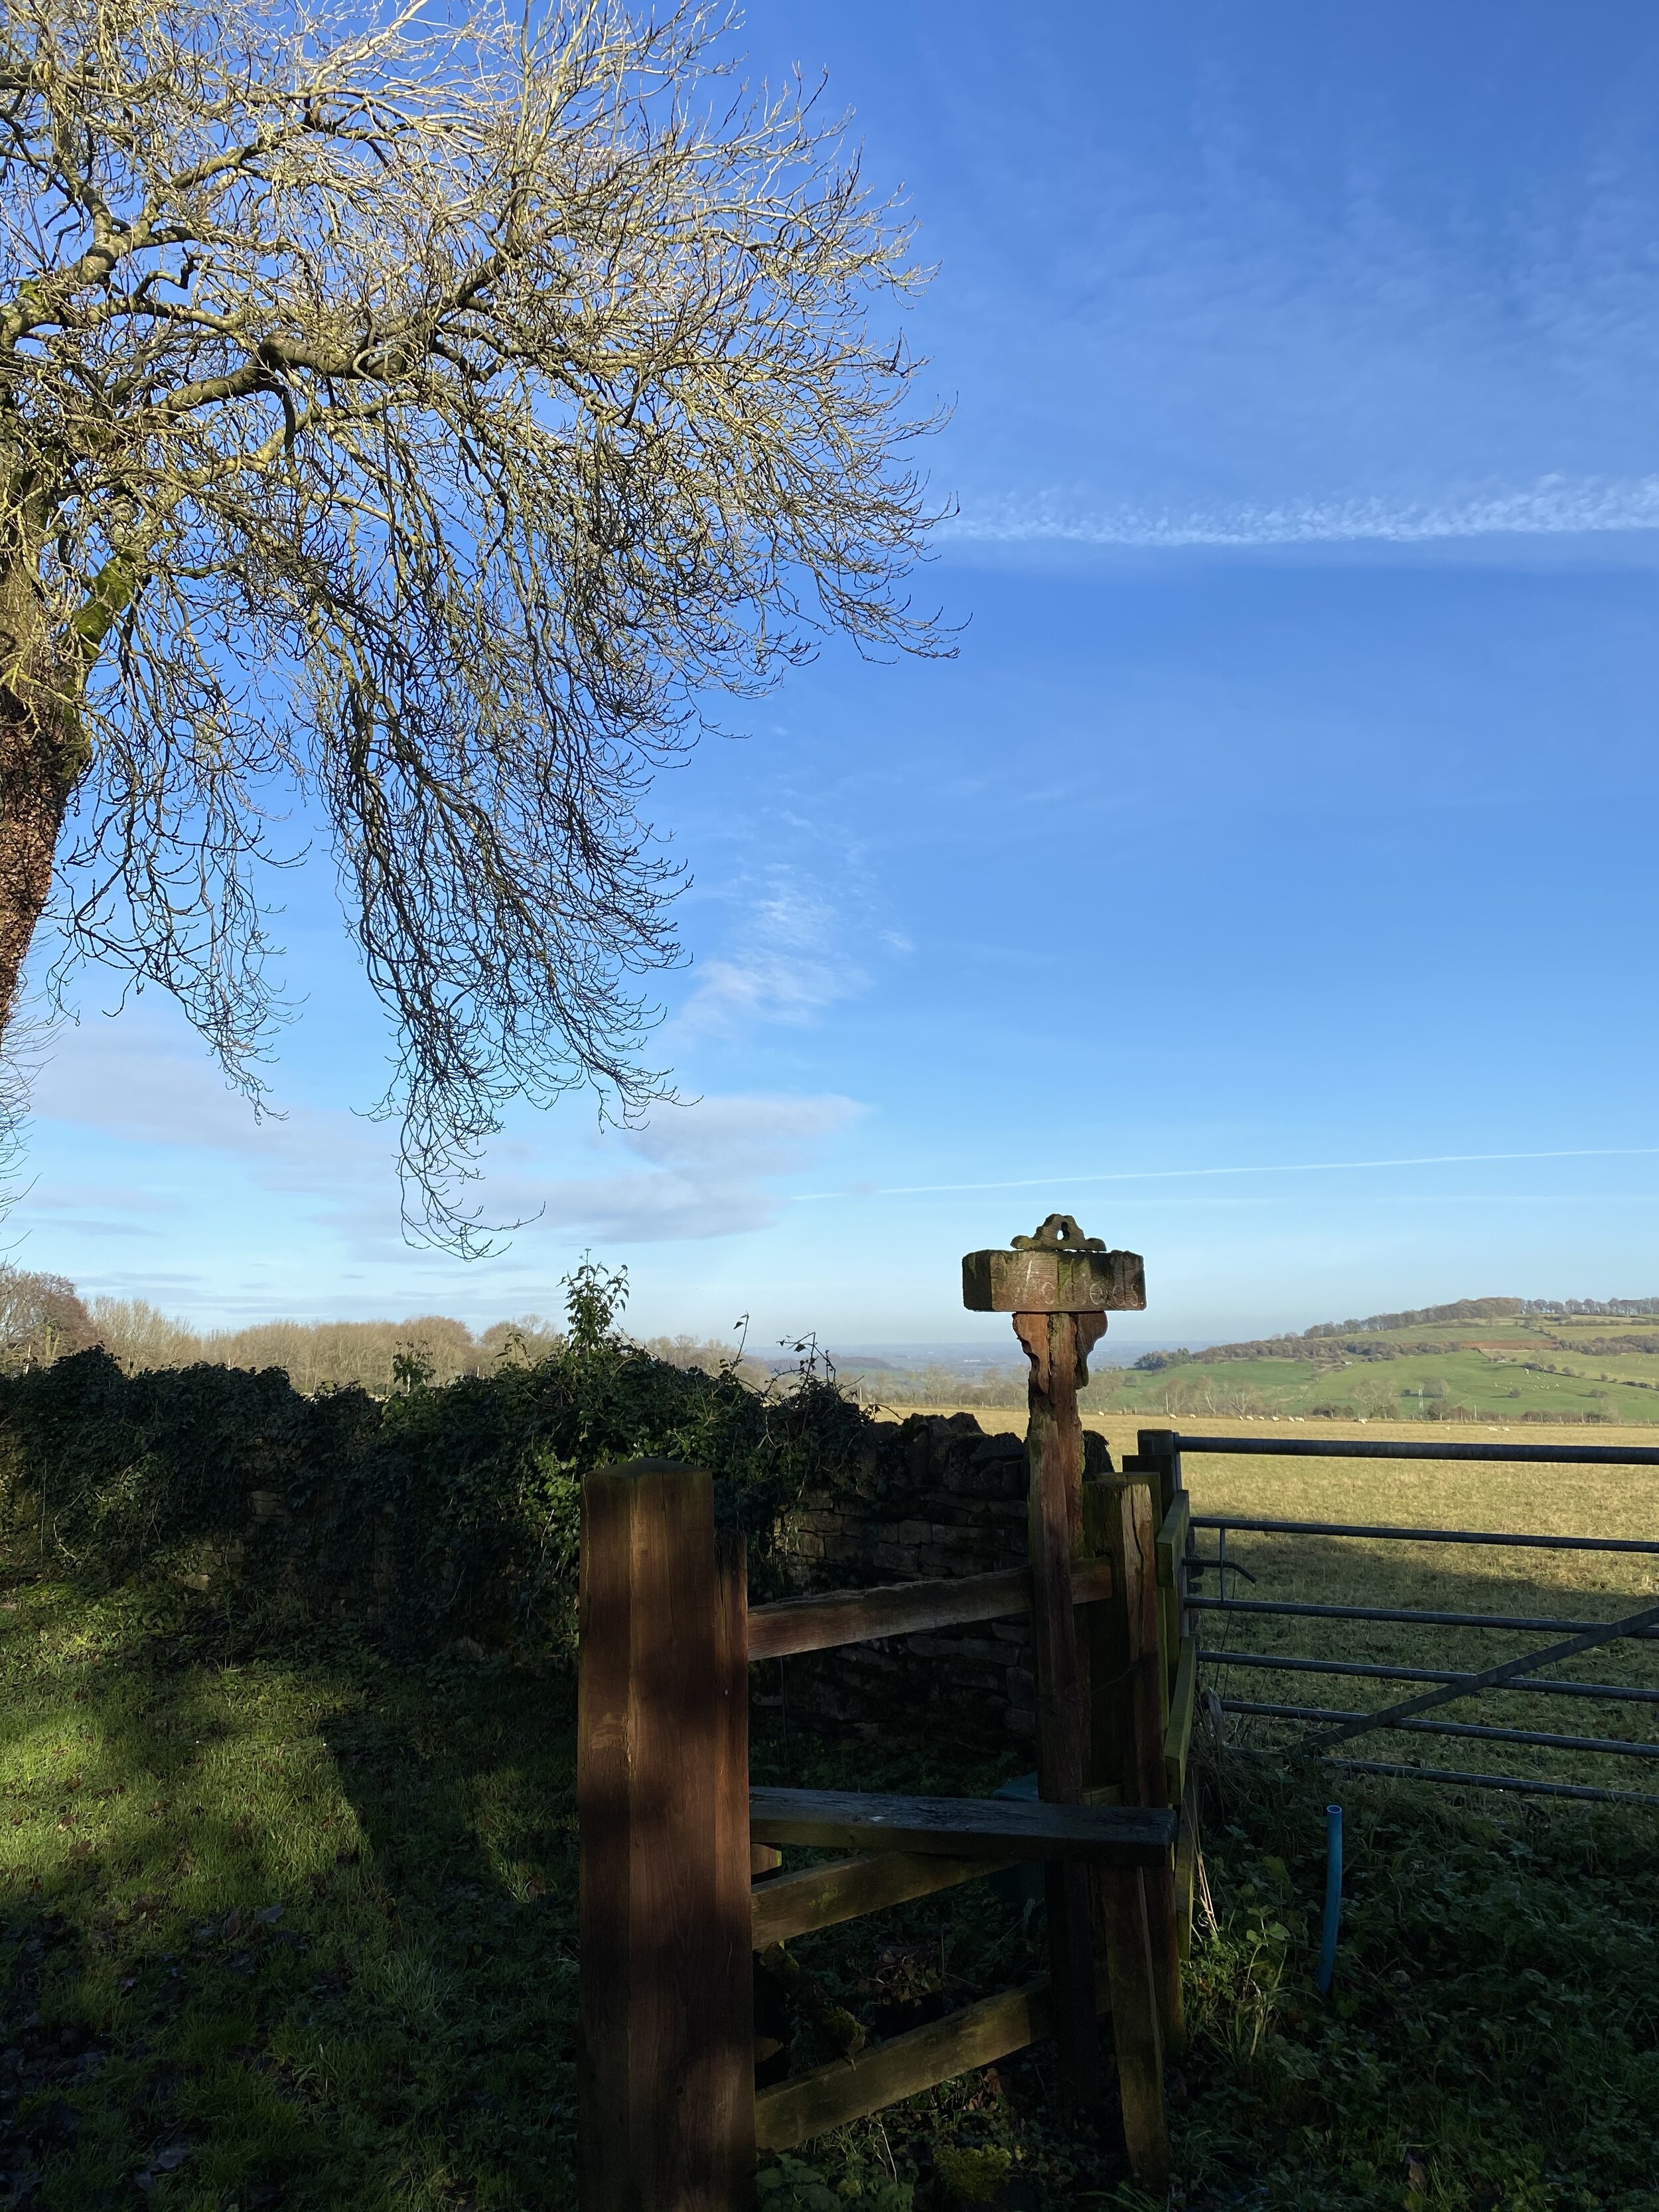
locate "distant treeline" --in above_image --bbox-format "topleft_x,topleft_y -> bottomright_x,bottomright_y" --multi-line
1309,1296 -> 1659,1333
0,1264 -> 761,1396
1134,1335 -> 1450,1372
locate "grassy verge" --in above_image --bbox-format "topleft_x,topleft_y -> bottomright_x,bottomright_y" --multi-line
0,1582 -> 579,2211
6,1542 -> 1659,2209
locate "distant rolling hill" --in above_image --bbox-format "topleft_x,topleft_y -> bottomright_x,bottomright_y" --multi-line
1102,1296 -> 1659,1425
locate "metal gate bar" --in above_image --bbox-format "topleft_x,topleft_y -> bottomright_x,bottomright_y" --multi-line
1162,1427 -> 1659,1801
1219,1698 -> 1659,1759
1193,1515 -> 1659,1556
1177,1436 -> 1659,1465
1231,1743 -> 1659,1809
1316,1758 -> 1659,1810
1200,1649 -> 1659,1704
1190,1595 -> 1659,1635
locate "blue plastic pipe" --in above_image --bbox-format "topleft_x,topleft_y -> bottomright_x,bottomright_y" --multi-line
1315,1803 -> 1343,1996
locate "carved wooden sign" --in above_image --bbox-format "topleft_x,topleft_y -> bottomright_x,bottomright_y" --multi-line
961,1213 -> 1145,1314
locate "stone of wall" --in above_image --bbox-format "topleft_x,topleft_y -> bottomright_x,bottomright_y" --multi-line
766,1410 -> 1113,1751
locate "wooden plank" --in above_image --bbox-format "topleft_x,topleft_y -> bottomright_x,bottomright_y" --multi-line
578,1460 -> 755,2212
1080,1481 -> 1129,1796
1080,1476 -> 1171,2189
1092,1848 -> 1171,2188
1136,1430 -> 1182,1524
747,1558 -> 1113,1662
755,1976 -> 1063,2152
753,1787 -> 1122,1946
749,1787 -> 1175,1862
1164,1635 -> 1197,1808
1173,1808 -> 1196,1964
751,1850 -> 1015,1949
1102,1471 -> 1185,2057
1155,1495 -> 1190,1591
1013,1307 -> 1104,2104
712,1526 -> 756,2191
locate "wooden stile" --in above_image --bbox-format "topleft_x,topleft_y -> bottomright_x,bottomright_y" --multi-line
577,1461 -> 755,2212
575,1221 -> 1179,2205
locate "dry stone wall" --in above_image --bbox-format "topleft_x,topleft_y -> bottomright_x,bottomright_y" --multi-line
766,1410 -> 1113,1750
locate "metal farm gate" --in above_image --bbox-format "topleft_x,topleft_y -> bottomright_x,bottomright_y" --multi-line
1143,1430 -> 1659,1808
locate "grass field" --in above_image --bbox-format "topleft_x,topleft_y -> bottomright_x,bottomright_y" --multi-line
5,1429 -> 1659,2210
1084,1312 -> 1659,1427
861,1310 -> 1659,1426
895,1413 -> 1659,1799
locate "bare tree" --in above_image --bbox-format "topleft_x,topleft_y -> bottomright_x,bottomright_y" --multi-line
0,1261 -> 98,1369
0,0 -> 944,1244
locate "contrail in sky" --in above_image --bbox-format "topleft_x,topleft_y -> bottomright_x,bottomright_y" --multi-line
790,1145 -> 1659,1203
944,477 -> 1659,549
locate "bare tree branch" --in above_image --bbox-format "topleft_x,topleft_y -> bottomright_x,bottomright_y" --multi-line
0,0 -> 948,1247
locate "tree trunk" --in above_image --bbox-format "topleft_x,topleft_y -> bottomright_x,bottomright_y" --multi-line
0,686 -> 84,1031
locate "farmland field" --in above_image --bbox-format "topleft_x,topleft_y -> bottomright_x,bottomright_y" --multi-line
1094,1309 -> 1659,1426
897,1412 -> 1659,1796
863,1306 -> 1659,1426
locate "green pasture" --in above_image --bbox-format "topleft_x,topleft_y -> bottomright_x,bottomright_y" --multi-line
1096,1349 -> 1659,1425
1169,1430 -> 1659,1795
1041,1311 -> 1659,1426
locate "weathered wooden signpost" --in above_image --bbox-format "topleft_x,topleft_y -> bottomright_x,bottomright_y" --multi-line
963,1213 -> 1171,2174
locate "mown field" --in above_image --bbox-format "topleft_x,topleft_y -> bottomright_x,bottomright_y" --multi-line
4,1424 -> 1659,2209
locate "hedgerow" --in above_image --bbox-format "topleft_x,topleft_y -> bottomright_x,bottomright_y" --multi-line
0,1263 -> 871,1654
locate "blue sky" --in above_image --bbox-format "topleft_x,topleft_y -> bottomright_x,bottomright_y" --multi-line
14,0 -> 1659,1351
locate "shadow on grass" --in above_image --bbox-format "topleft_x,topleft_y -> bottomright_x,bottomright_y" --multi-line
8,1538 -> 1659,2212
0,1578 -> 580,2212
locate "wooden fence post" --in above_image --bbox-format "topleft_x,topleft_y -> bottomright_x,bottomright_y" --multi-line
1118,1447 -> 1188,2058
1082,1475 -> 1172,2188
1013,1307 -> 1104,2108
1139,1428 -> 1190,1686
578,1460 -> 755,2212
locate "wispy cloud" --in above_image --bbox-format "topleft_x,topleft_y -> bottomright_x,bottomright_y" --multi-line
455,1093 -> 865,1245
25,1011 -> 384,1189
945,475 -> 1659,550
672,877 -> 868,1040
23,1009 -> 863,1254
